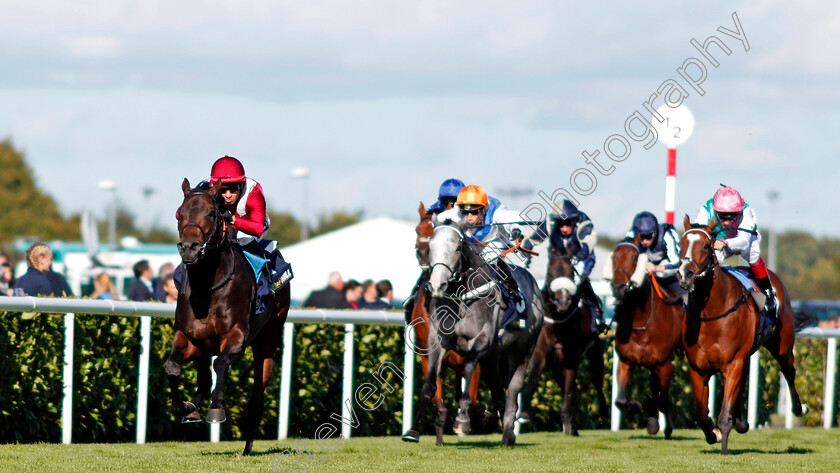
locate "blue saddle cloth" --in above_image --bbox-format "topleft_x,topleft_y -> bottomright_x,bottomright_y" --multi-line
721,265 -> 774,336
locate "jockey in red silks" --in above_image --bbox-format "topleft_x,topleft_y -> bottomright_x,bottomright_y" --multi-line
692,185 -> 776,322
176,156 -> 292,316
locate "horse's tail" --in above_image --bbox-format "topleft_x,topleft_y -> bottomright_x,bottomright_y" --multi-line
793,310 -> 818,333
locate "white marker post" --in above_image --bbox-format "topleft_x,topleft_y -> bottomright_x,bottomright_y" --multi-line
651,105 -> 694,224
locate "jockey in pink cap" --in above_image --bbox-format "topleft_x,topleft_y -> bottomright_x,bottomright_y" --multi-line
693,185 -> 776,322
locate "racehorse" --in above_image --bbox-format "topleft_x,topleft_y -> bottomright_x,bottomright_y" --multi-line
519,247 -> 608,435
404,202 -> 483,446
607,241 -> 683,439
166,178 -> 291,456
678,216 -> 806,454
403,219 -> 544,446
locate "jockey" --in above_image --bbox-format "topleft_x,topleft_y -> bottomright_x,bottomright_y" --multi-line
693,185 -> 776,322
623,211 -> 681,293
177,156 -> 292,316
525,199 -> 604,329
437,184 -> 526,304
427,178 -> 465,215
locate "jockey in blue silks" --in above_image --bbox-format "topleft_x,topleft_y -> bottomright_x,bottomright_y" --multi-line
524,199 -> 604,330
404,178 -> 465,315
623,211 -> 682,295
428,178 -> 465,215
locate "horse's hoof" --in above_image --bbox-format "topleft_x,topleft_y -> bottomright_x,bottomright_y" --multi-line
453,418 -> 471,436
205,408 -> 227,424
517,412 -> 531,424
181,411 -> 202,424
664,426 -> 673,440
401,430 -> 420,443
798,404 -> 810,416
646,417 -> 660,435
734,420 -> 750,434
713,429 -> 722,443
172,400 -> 197,417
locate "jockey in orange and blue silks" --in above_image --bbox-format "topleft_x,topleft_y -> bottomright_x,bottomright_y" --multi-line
692,185 -> 776,320
436,184 -> 527,303
428,178 -> 465,215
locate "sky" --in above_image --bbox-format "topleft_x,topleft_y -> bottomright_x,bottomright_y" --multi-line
0,1 -> 838,239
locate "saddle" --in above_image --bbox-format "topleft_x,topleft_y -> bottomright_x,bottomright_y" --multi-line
721,265 -> 775,336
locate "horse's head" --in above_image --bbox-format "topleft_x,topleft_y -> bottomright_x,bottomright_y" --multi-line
546,248 -> 577,312
177,178 -> 225,264
678,215 -> 716,291
415,202 -> 434,270
428,220 -> 468,298
607,242 -> 649,303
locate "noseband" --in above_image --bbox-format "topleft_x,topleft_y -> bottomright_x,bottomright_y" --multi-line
179,190 -> 223,261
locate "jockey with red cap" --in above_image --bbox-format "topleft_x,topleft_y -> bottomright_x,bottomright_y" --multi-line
693,185 -> 776,323
209,156 -> 268,241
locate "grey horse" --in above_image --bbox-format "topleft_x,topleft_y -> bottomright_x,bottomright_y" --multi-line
401,219 -> 544,446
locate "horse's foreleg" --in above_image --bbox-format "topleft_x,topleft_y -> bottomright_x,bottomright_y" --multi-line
588,338 -> 609,419
500,357 -> 528,447
718,361 -> 746,455
207,330 -> 247,424
453,359 -> 478,437
644,366 -> 664,436
518,345 -> 547,424
402,343 -> 443,443
242,321 -> 281,456
433,367 -> 447,445
164,331 -> 200,420
553,364 -> 578,436
468,365 -> 484,432
655,361 -> 675,440
614,360 -> 640,415
689,368 -> 718,445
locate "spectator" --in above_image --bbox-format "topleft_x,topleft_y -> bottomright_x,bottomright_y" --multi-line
359,279 -> 378,307
46,265 -> 73,297
127,260 -> 157,301
161,272 -> 178,304
344,279 -> 363,309
153,262 -> 176,301
0,252 -> 14,296
90,272 -> 117,300
303,271 -> 351,309
362,279 -> 393,310
13,243 -> 58,296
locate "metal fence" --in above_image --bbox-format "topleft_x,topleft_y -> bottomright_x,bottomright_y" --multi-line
1,296 -> 837,445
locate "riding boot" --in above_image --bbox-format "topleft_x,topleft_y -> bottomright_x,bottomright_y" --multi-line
581,276 -> 605,332
756,275 -> 778,327
493,260 -> 522,305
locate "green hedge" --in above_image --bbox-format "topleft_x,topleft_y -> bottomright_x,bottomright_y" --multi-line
1,312 -> 837,443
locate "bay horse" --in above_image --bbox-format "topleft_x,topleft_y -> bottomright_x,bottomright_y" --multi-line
166,178 -> 291,456
403,220 -> 544,446
678,215 -> 805,454
404,202 -> 483,446
519,247 -> 608,435
608,241 -> 683,439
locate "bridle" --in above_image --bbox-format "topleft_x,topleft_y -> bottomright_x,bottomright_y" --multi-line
680,228 -> 715,279
430,225 -> 467,285
178,190 -> 224,262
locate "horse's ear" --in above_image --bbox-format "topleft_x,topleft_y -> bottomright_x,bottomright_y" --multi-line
418,202 -> 426,217
683,215 -> 692,232
182,178 -> 191,197
209,178 -> 222,197
707,214 -> 718,233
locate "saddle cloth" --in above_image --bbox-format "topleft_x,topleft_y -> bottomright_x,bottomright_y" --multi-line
721,265 -> 774,336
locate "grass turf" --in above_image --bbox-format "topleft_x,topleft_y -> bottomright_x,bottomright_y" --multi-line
2,428 -> 839,472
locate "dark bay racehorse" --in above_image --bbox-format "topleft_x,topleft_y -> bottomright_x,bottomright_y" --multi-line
404,203 -> 483,446
519,248 -> 608,435
608,241 -> 683,439
166,178 -> 291,456
403,221 -> 544,446
678,216 -> 806,454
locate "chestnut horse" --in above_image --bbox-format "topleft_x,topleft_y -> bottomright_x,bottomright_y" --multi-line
404,202 -> 483,446
678,216 -> 805,454
166,178 -> 291,456
519,248 -> 608,435
608,241 -> 683,439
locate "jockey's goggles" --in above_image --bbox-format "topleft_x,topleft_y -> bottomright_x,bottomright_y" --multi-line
556,218 -> 577,227
220,184 -> 241,194
716,212 -> 739,222
639,232 -> 656,241
461,205 -> 484,215
439,197 -> 457,207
